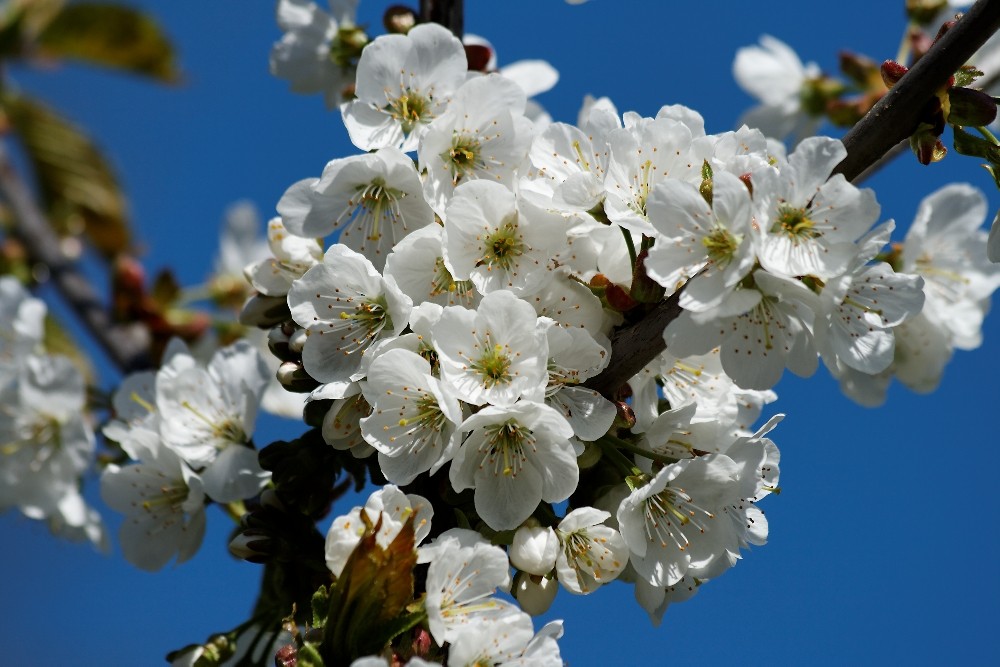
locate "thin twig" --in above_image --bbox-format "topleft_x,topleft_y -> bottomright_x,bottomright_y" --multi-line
0,148 -> 151,373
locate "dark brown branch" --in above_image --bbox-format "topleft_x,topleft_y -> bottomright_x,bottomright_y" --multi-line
420,0 -> 463,38
0,150 -> 152,374
834,0 -> 1000,181
583,291 -> 682,399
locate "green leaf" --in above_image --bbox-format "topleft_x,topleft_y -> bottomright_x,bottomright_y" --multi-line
3,93 -> 131,257
37,3 -> 178,82
320,516 -> 418,664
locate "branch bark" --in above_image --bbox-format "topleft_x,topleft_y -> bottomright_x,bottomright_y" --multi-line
587,0 -> 1000,399
420,0 -> 463,38
0,149 -> 152,374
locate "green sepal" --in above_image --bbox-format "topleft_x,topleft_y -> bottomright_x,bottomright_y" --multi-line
954,65 -> 985,89
953,125 -> 1000,163
311,585 -> 330,629
297,643 -> 325,667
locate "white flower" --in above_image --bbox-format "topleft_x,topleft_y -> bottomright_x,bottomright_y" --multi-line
277,148 -> 434,271
270,0 -> 360,108
664,270 -> 819,390
733,35 -> 822,141
752,137 -> 881,280
360,348 -> 462,485
212,201 -> 270,292
645,170 -> 756,311
418,74 -> 533,215
443,180 -> 567,296
446,613 -> 564,667
155,340 -> 271,502
450,401 -> 577,530
100,436 -> 207,571
288,244 -> 412,386
422,530 -> 517,644
816,262 -> 925,374
384,224 -> 480,309
343,23 -> 467,151
602,116 -> 697,236
542,321 -> 615,442
900,183 -> 1000,350
324,484 -> 432,577
245,217 -> 323,297
432,290 -> 548,407
0,276 -> 45,384
0,355 -> 94,521
554,507 -> 629,594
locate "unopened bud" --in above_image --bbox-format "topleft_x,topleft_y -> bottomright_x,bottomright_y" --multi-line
228,532 -> 274,563
239,294 -> 291,328
839,50 -> 880,87
275,643 -> 298,667
303,398 -> 332,428
267,325 -> 295,362
613,400 -> 636,429
947,86 -> 998,126
934,18 -> 958,43
464,44 -> 492,72
383,5 -> 416,33
880,60 -> 909,89
411,628 -> 433,658
604,282 -> 638,312
577,440 -> 602,469
513,572 -> 558,616
288,327 -> 308,354
277,360 -> 321,393
910,124 -> 948,164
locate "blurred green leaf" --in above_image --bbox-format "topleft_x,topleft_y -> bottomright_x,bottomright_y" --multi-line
37,3 -> 178,82
3,93 -> 131,257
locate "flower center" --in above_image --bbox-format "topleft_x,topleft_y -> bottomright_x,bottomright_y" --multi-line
644,486 -> 715,550
387,91 -> 432,135
430,256 -> 474,300
444,135 -> 483,185
772,204 -> 820,240
482,419 -> 535,477
470,340 -> 512,389
476,215 -> 524,272
701,226 -> 740,265
352,180 -> 405,244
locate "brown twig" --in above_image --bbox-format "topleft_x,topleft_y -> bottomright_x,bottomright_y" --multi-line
0,149 -> 151,373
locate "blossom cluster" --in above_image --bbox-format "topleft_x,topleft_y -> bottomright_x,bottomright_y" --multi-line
77,4 -> 1000,665
0,277 -> 105,548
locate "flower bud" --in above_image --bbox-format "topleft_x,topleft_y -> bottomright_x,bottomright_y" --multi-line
239,294 -> 291,328
513,572 -> 558,616
604,282 -> 637,312
577,440 -> 602,469
910,123 -> 948,164
383,5 -> 416,34
267,325 -> 295,362
464,44 -> 492,72
947,87 -> 998,126
275,643 -> 298,667
613,400 -> 636,429
288,327 -> 308,354
880,60 -> 908,89
277,361 -> 321,393
510,524 -> 559,576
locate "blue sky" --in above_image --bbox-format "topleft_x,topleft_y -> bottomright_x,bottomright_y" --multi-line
2,1 -> 999,665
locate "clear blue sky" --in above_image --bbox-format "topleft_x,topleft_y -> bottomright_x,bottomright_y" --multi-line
2,1 -> 998,665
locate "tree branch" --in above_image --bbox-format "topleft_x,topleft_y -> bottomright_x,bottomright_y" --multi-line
0,148 -> 152,374
586,0 -> 1000,399
834,0 -> 1000,181
420,0 -> 463,38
